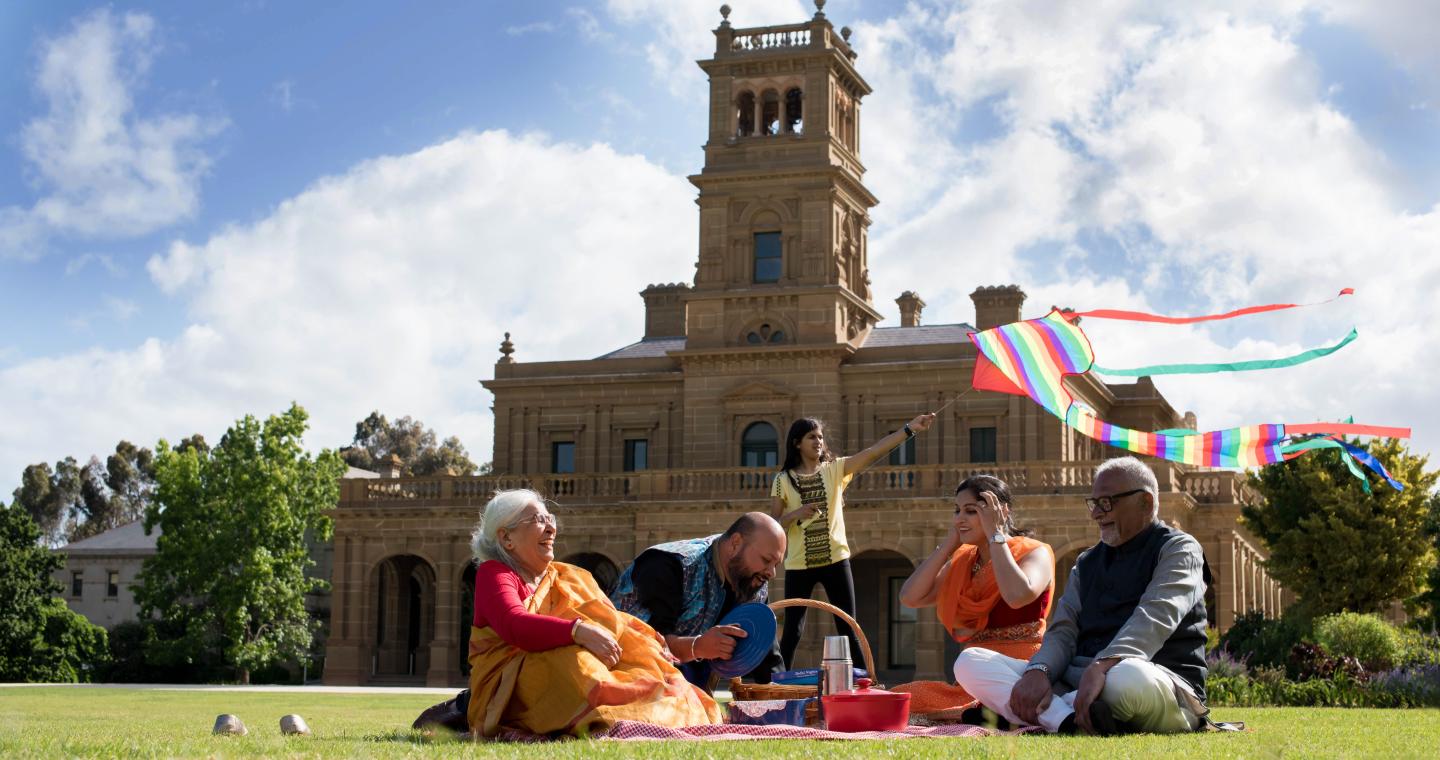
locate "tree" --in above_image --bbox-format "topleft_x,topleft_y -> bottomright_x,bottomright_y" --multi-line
136,404 -> 345,684
0,500 -> 108,681
1409,490 -> 1440,631
1242,439 -> 1438,619
339,411 -> 479,476
11,458 -> 85,546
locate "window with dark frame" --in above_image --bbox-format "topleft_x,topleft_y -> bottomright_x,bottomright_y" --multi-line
106,571 -> 119,598
753,232 -> 782,283
740,422 -> 779,468
623,439 -> 648,471
887,433 -> 916,466
888,577 -> 917,668
71,571 -> 83,598
552,441 -> 576,474
970,426 -> 997,463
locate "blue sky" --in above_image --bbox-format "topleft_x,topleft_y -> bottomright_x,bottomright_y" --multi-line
2,1 -> 1439,495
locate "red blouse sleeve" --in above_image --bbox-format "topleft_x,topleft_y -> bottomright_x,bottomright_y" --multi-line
473,561 -> 576,651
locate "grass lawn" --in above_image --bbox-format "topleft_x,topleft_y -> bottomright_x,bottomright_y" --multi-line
2,686 -> 1439,758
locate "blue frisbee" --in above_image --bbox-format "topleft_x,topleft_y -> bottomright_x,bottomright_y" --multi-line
708,602 -> 777,679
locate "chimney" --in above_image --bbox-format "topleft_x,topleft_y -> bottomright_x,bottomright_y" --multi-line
640,283 -> 690,339
895,291 -> 925,327
970,285 -> 1027,330
378,454 -> 404,479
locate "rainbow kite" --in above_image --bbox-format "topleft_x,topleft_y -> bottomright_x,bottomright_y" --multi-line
967,289 -> 1410,490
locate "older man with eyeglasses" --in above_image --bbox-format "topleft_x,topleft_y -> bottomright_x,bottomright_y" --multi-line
950,456 -> 1213,735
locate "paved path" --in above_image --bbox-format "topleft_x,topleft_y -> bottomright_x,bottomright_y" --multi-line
0,683 -> 458,695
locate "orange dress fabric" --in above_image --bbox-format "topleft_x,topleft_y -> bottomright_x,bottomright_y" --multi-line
894,537 -> 1054,718
465,561 -> 721,737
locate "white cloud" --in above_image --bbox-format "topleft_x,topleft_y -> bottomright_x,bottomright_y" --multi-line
63,252 -> 124,277
853,0 -> 1440,464
1,130 -> 695,493
0,9 -> 225,258
506,21 -> 557,36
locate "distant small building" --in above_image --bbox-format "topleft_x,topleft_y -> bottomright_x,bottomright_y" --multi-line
53,519 -> 157,630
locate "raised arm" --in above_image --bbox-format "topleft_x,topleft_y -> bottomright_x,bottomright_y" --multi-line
844,412 -> 936,477
976,490 -> 1055,608
899,537 -> 960,608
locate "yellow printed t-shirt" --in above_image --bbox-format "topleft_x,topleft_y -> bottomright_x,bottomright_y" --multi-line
771,456 -> 853,571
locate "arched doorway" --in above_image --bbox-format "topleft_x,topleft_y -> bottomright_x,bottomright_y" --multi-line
369,554 -> 437,683
562,552 -> 621,596
850,549 -> 917,684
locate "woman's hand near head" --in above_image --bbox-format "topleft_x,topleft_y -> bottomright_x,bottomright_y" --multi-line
977,490 -> 1011,539
573,621 -> 621,668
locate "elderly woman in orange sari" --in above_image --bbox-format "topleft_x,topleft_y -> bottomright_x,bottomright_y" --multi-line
465,489 -> 721,737
894,475 -> 1055,719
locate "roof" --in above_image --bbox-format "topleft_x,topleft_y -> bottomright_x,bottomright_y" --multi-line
345,466 -> 380,479
595,337 -> 686,359
859,323 -> 975,348
59,519 -> 160,555
593,323 -> 976,359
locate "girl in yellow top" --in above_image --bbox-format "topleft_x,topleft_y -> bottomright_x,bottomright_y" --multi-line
769,413 -> 935,669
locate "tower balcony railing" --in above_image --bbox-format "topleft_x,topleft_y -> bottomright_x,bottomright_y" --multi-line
731,24 -> 811,52
340,461 -> 1253,509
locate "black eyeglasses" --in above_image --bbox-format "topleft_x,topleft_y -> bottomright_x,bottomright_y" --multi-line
1084,488 -> 1147,514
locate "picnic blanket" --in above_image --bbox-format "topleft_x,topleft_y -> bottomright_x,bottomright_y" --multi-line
483,719 -> 1033,741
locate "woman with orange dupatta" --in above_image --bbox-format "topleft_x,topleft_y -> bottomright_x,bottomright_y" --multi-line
893,475 -> 1055,720
465,489 -> 721,738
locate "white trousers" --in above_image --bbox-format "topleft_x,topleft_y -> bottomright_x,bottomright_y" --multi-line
953,648 -> 1200,734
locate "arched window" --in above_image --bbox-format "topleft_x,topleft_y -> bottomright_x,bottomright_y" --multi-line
784,87 -> 803,134
761,90 -> 780,136
740,422 -> 779,467
745,322 -> 787,345
737,91 -> 755,137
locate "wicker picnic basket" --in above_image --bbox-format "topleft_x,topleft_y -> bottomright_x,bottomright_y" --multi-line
727,598 -> 881,714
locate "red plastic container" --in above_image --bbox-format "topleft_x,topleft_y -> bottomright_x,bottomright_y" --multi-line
821,678 -> 911,732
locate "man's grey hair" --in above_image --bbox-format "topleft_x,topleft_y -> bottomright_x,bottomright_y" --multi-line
1095,456 -> 1160,517
470,488 -> 545,573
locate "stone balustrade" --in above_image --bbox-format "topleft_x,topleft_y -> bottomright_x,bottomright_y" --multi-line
731,25 -> 811,52
340,460 -> 1252,509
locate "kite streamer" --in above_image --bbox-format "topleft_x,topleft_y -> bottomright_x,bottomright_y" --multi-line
967,290 -> 1409,490
1091,328 -> 1358,377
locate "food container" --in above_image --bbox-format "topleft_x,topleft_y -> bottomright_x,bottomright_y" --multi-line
726,698 -> 816,727
820,678 -> 911,732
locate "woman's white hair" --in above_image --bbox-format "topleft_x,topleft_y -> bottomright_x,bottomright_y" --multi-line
470,488 -> 545,572
1094,456 -> 1160,516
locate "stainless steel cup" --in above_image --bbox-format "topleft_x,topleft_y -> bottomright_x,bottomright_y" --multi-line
819,635 -> 853,697
821,635 -> 850,661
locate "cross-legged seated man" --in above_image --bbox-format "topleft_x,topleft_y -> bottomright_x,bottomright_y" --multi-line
952,456 -> 1211,735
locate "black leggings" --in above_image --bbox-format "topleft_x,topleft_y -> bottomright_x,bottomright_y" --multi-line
778,559 -> 863,670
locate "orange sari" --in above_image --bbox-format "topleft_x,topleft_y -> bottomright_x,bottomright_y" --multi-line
466,561 -> 721,737
895,537 -> 1054,718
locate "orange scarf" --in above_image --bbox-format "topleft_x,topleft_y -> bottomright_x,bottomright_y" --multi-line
936,536 -> 1050,640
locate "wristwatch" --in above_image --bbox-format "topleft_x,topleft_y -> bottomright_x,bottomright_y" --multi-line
1024,662 -> 1050,676
989,530 -> 1008,544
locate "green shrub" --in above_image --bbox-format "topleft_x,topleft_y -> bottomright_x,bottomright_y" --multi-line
1396,628 -> 1440,667
1219,611 -> 1310,670
1315,612 -> 1402,670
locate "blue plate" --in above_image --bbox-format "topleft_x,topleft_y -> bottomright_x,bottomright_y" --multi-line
709,602 -> 777,679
